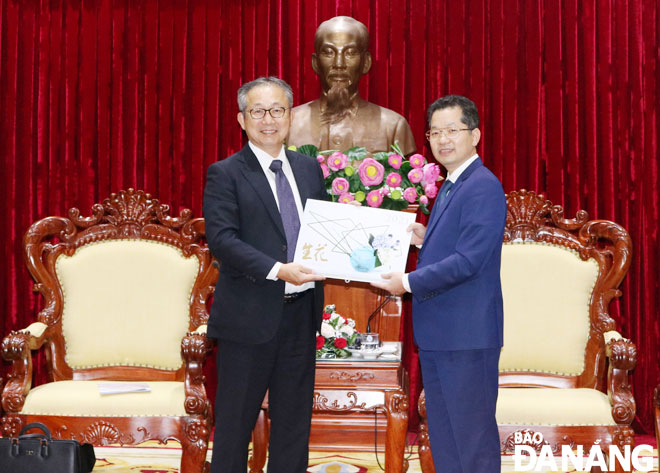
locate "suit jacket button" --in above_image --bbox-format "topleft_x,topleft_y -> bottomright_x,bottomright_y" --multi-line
281,245 -> 287,252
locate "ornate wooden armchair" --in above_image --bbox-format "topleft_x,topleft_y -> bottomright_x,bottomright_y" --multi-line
0,189 -> 217,473
418,190 -> 636,473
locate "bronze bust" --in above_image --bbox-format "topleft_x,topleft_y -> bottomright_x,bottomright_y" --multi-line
288,16 -> 416,155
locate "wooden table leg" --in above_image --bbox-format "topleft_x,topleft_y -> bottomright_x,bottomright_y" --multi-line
385,391 -> 409,473
249,408 -> 269,473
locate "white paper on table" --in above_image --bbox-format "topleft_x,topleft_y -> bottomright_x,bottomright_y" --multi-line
294,199 -> 416,283
98,382 -> 151,395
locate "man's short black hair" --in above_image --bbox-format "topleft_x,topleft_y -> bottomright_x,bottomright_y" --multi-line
427,95 -> 479,130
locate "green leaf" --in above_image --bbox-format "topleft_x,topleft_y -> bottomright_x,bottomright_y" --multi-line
297,144 -> 319,157
374,252 -> 382,268
372,152 -> 390,161
348,173 -> 362,191
346,146 -> 367,160
391,142 -> 404,156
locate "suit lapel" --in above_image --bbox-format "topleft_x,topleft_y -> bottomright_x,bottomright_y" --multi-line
421,158 -> 483,255
238,145 -> 287,241
287,150 -> 312,206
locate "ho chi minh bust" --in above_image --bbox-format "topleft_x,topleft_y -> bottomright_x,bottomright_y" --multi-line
287,16 -> 416,155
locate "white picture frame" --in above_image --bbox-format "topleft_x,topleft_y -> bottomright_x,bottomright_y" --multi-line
293,199 -> 416,283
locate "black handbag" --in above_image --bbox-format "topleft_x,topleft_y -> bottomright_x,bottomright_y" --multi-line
0,422 -> 96,473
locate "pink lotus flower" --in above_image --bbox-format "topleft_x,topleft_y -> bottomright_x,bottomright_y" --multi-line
366,190 -> 383,208
409,153 -> 426,168
316,155 -> 326,163
320,163 -> 330,179
425,184 -> 438,199
403,187 -> 418,203
332,177 -> 350,195
358,158 -> 385,186
420,195 -> 429,205
386,172 -> 403,187
338,192 -> 355,203
388,154 -> 403,169
327,151 -> 348,171
408,168 -> 423,184
422,163 -> 441,186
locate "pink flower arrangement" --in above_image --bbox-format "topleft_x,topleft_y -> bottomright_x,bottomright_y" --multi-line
403,187 -> 418,203
332,177 -> 350,195
422,163 -> 441,186
386,172 -> 403,187
327,151 -> 348,171
366,190 -> 383,208
408,168 -> 423,184
388,154 -> 403,169
409,153 -> 426,168
338,192 -> 355,203
294,142 -> 440,214
358,158 -> 385,186
425,184 -> 438,199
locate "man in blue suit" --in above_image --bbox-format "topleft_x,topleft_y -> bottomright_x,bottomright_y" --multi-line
203,77 -> 327,473
373,95 -> 506,473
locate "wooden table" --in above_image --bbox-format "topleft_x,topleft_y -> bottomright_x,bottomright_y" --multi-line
249,344 -> 410,473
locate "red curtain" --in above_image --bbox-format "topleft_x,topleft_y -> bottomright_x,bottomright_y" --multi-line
1,0 -> 658,432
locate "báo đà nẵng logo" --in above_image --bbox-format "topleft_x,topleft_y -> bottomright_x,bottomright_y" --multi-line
512,431 -> 653,472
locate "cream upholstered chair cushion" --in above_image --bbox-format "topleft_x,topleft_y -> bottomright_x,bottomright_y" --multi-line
56,240 -> 200,370
497,388 -> 615,426
19,381 -> 187,417
499,243 -> 599,375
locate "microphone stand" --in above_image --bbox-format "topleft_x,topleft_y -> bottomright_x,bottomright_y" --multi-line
365,295 -> 395,333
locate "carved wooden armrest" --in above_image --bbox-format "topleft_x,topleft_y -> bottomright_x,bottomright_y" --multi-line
1,322 -> 49,413
605,333 -> 637,425
181,326 -> 214,417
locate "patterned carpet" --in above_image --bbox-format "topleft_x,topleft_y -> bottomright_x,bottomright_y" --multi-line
91,441 -> 658,473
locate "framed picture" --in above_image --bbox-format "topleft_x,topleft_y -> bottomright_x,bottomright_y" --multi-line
294,199 -> 416,283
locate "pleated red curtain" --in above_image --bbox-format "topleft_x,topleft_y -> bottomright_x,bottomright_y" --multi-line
1,0 -> 658,432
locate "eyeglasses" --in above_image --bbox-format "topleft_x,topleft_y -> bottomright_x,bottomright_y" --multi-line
247,107 -> 288,119
425,128 -> 473,141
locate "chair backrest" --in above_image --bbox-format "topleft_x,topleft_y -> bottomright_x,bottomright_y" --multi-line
24,189 -> 217,382
497,190 -> 631,389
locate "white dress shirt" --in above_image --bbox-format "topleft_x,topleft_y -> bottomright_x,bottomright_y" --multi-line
248,142 -> 314,294
401,154 -> 480,293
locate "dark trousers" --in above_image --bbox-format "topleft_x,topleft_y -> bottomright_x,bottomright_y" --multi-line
210,290 -> 316,473
419,348 -> 501,473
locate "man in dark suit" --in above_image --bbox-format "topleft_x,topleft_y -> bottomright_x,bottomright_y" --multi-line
203,76 -> 327,473
372,95 -> 506,473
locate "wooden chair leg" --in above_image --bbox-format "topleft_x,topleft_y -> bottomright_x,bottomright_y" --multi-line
249,408 -> 269,473
417,390 -> 436,473
180,416 -> 212,473
384,391 -> 409,473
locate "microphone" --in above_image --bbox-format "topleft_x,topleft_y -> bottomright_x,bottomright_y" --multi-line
366,295 -> 395,333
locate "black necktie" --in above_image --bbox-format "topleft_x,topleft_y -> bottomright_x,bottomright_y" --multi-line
439,180 -> 454,204
269,160 -> 300,262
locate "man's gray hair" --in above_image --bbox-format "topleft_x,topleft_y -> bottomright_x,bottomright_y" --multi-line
237,77 -> 294,112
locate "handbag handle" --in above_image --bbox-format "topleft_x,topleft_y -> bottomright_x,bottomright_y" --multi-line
18,422 -> 52,441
